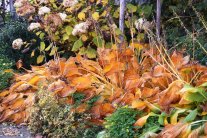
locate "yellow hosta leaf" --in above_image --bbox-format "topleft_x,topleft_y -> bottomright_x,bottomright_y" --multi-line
10,98 -> 25,110
134,114 -> 150,127
131,100 -> 146,109
170,109 -> 186,125
0,90 -> 9,97
28,76 -> 40,85
92,12 -> 99,21
78,12 -> 86,20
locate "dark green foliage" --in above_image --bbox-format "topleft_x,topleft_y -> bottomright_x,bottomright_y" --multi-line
162,0 -> 207,64
83,125 -> 103,138
104,107 -> 143,138
87,95 -> 100,108
0,56 -> 14,90
0,71 -> 13,90
72,92 -> 86,107
0,20 -> 39,68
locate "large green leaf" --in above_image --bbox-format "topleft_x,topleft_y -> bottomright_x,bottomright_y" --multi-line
86,47 -> 97,58
72,39 -> 83,52
93,36 -> 104,48
183,109 -> 198,123
65,26 -> 73,35
181,85 -> 207,103
126,4 -> 137,13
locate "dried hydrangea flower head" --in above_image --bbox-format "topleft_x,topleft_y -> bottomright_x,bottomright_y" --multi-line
12,38 -> 24,50
58,13 -> 67,21
38,6 -> 51,15
44,14 -> 63,32
14,0 -> 28,8
72,20 -> 91,36
28,23 -> 41,31
135,18 -> 153,31
16,3 -> 35,16
63,0 -> 78,7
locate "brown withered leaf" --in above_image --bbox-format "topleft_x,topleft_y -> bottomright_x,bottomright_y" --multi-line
71,75 -> 92,91
9,98 -> 25,111
171,51 -> 190,69
48,79 -> 66,93
0,109 -> 15,122
2,93 -> 19,104
141,87 -> 160,98
158,123 -> 188,138
158,80 -> 184,110
58,86 -> 76,98
100,103 -> 114,116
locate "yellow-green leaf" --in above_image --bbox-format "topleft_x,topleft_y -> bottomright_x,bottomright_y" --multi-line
92,12 -> 99,21
86,47 -> 97,58
93,36 -> 104,48
127,4 -> 137,13
63,34 -> 69,41
78,12 -> 86,20
40,42 -> 45,51
49,47 -> 57,56
72,39 -> 83,51
39,33 -> 45,40
65,26 -> 73,35
45,44 -> 52,51
37,55 -> 44,64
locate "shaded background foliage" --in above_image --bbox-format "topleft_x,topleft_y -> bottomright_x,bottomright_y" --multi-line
162,0 -> 207,64
0,19 -> 39,68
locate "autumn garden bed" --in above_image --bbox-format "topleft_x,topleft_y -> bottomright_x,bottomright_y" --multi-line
1,0 -> 207,138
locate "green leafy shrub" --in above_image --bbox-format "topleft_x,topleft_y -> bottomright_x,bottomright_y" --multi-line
28,89 -> 103,138
103,107 -> 162,138
104,107 -> 142,138
0,56 -> 14,90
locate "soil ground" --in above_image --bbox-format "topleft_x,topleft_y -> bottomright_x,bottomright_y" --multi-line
0,123 -> 32,138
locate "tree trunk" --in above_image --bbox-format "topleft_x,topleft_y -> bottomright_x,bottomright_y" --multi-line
1,0 -> 6,23
119,0 -> 126,47
9,0 -> 16,19
119,0 -> 126,33
115,0 -> 149,5
156,0 -> 161,39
